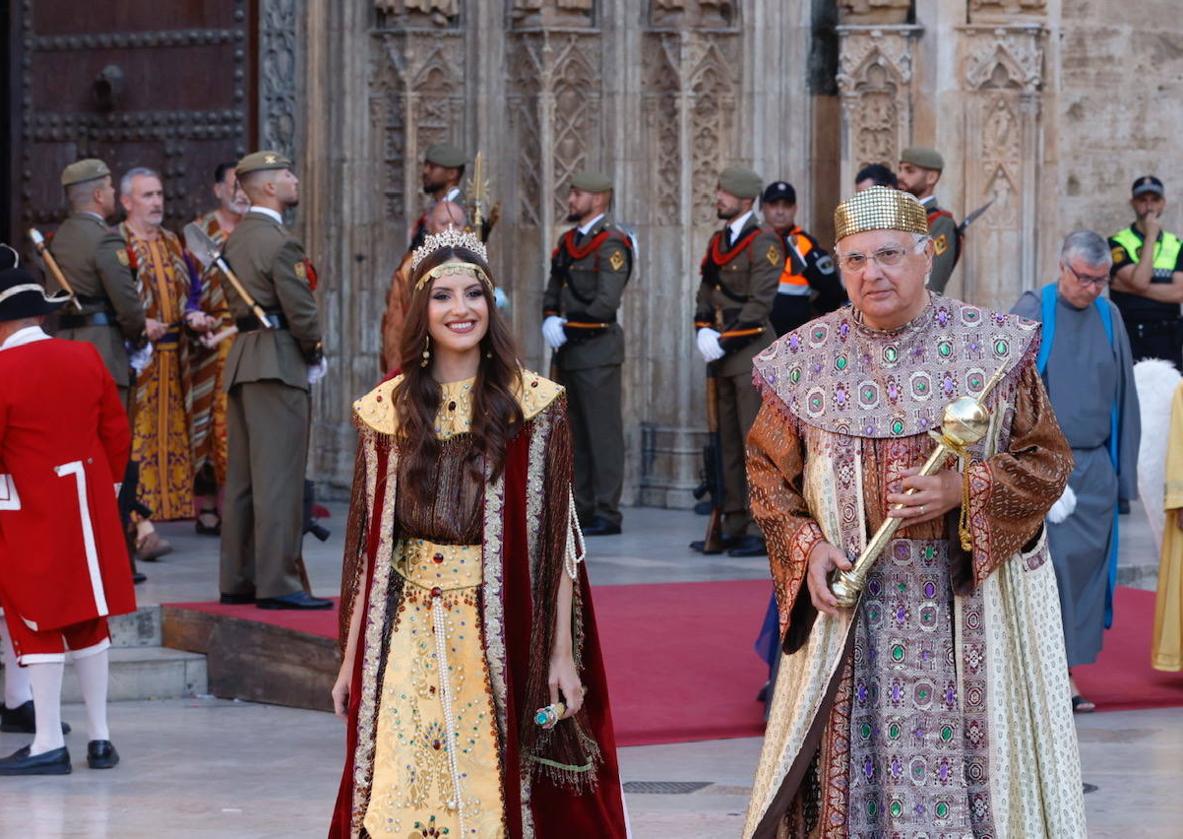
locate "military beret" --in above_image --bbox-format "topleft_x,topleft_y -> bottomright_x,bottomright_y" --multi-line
1132,175 -> 1164,197
718,165 -> 763,200
899,146 -> 944,172
236,150 -> 294,177
570,170 -> 613,193
424,142 -> 466,169
61,159 -> 111,187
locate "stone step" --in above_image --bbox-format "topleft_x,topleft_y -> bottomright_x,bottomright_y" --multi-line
61,646 -> 207,703
109,606 -> 163,648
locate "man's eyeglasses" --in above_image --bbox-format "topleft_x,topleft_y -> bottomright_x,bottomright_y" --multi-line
837,240 -> 926,273
1062,262 -> 1110,287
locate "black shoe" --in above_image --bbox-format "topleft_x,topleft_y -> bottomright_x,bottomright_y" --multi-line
693,500 -> 713,516
219,591 -> 256,605
87,740 -> 119,769
582,516 -> 621,537
132,571 -> 147,584
0,745 -> 71,776
0,701 -> 70,735
1118,499 -> 1131,515
256,591 -> 333,610
727,535 -> 767,557
195,511 -> 222,536
689,534 -> 738,555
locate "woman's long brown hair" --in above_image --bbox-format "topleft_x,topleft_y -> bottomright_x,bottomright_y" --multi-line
394,246 -> 523,500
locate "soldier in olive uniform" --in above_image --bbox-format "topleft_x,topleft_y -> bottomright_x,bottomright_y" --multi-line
219,151 -> 330,610
898,147 -> 960,293
542,171 -> 633,535
692,165 -> 784,557
48,159 -> 146,405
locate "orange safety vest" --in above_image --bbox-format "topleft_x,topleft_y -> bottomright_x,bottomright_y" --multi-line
777,227 -> 814,295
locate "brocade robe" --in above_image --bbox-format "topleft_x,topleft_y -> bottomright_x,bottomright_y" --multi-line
121,224 -> 200,521
330,370 -> 628,839
742,297 -> 1086,838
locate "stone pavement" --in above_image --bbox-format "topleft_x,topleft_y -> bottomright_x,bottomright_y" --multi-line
0,502 -> 1175,837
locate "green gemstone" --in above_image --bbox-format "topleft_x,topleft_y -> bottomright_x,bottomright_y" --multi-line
868,801 -> 878,817
919,688 -> 929,699
970,375 -> 982,388
888,723 -> 900,739
938,341 -> 952,357
917,381 -> 927,392
884,346 -> 898,362
890,800 -> 903,818
811,397 -> 821,408
861,723 -> 872,739
790,368 -> 800,383
891,419 -> 904,434
814,329 -> 825,340
995,339 -> 1009,355
836,355 -> 847,370
941,725 -> 954,742
936,802 -> 950,819
891,644 -> 905,661
864,387 -> 874,399
897,581 -> 907,592
924,546 -> 935,559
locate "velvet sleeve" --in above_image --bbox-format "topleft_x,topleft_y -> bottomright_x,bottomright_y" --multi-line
747,399 -> 826,633
964,359 -> 1073,586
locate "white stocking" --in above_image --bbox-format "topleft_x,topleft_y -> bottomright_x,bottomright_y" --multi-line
26,662 -> 65,755
1,625 -> 32,709
73,648 -> 110,742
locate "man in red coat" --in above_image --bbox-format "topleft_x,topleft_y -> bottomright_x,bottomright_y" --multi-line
0,244 -> 136,775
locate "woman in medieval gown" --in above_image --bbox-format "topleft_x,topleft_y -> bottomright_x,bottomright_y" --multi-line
328,230 -> 629,838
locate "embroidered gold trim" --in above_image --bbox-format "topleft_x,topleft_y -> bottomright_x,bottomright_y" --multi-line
413,261 -> 493,293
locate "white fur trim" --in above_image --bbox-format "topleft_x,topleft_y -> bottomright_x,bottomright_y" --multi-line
1047,485 -> 1077,524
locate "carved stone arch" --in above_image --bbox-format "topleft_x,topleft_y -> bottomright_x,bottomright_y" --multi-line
686,38 -> 739,224
642,33 -> 682,219
550,35 -> 601,212
963,32 -> 1043,94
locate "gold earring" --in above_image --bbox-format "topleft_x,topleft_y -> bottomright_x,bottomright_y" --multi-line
420,334 -> 431,367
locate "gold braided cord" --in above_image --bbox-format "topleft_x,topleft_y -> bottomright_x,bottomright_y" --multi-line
413,261 -> 493,293
834,185 -> 929,240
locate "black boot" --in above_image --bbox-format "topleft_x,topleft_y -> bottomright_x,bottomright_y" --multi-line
0,701 -> 70,734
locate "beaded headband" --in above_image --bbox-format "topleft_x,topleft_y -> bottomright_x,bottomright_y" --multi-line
410,226 -> 493,293
834,186 -> 928,241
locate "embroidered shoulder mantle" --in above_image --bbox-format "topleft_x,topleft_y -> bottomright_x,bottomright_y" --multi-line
752,295 -> 1040,439
353,368 -> 564,439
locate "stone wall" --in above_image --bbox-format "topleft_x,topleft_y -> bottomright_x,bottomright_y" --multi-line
294,0 -> 1183,500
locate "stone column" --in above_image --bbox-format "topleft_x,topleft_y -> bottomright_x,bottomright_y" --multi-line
956,23 -> 1047,310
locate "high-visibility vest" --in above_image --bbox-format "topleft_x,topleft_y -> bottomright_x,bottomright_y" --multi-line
1111,226 -> 1182,280
777,227 -> 814,296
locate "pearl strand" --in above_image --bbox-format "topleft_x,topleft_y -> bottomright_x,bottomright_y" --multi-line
431,593 -> 468,837
565,486 -> 587,581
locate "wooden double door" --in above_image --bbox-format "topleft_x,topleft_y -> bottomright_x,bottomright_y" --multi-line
3,0 -> 258,243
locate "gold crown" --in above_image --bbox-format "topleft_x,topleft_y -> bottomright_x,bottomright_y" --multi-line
834,186 -> 929,241
410,226 -> 488,274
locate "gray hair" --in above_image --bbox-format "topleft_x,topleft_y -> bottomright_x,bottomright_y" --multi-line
119,166 -> 161,196
1060,230 -> 1111,269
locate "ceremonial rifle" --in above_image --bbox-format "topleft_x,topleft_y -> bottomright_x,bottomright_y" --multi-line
694,360 -> 727,553
183,222 -> 273,331
27,229 -> 83,310
956,199 -> 994,236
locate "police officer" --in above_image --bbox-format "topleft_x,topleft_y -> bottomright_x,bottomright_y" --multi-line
759,180 -> 845,336
692,165 -> 784,557
219,151 -> 330,610
897,147 -> 960,293
1109,175 -> 1183,366
542,170 -> 633,535
48,159 -> 146,406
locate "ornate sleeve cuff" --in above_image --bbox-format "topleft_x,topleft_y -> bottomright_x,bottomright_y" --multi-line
966,460 -> 997,587
788,519 -> 826,571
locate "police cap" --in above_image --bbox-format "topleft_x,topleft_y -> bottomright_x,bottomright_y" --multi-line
761,180 -> 797,205
1132,175 -> 1165,198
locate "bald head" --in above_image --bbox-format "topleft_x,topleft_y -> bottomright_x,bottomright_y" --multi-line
427,200 -> 467,235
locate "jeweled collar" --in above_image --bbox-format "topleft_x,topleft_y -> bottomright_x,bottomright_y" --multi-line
753,294 -> 1039,439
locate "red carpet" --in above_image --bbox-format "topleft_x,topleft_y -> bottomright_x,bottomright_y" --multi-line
1071,587 -> 1183,711
165,583 -> 1183,746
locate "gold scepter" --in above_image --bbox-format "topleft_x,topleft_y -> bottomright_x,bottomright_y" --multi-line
830,362 -> 1010,608
28,229 -> 83,310
468,150 -> 486,231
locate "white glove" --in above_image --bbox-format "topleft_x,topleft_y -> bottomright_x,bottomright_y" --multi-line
696,328 -> 725,362
128,343 -> 153,373
542,316 -> 568,350
307,356 -> 328,385
1047,485 -> 1077,524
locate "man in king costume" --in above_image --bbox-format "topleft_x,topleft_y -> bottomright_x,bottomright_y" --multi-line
742,187 -> 1086,837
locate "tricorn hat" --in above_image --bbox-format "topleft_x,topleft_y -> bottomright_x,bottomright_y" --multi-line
0,244 -> 68,322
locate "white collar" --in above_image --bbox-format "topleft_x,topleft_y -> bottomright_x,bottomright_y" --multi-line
728,210 -> 755,240
577,213 -> 605,236
248,206 -> 284,225
79,211 -> 106,223
920,195 -> 936,206
0,326 -> 51,351
442,186 -> 461,203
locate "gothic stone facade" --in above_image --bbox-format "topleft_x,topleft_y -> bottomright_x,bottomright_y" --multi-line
291,0 -> 1183,503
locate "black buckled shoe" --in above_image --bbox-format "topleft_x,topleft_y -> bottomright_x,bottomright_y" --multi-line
256,591 -> 333,610
219,590 -> 256,605
0,701 -> 70,735
727,535 -> 767,557
0,745 -> 71,775
87,740 -> 120,769
689,534 -> 738,555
